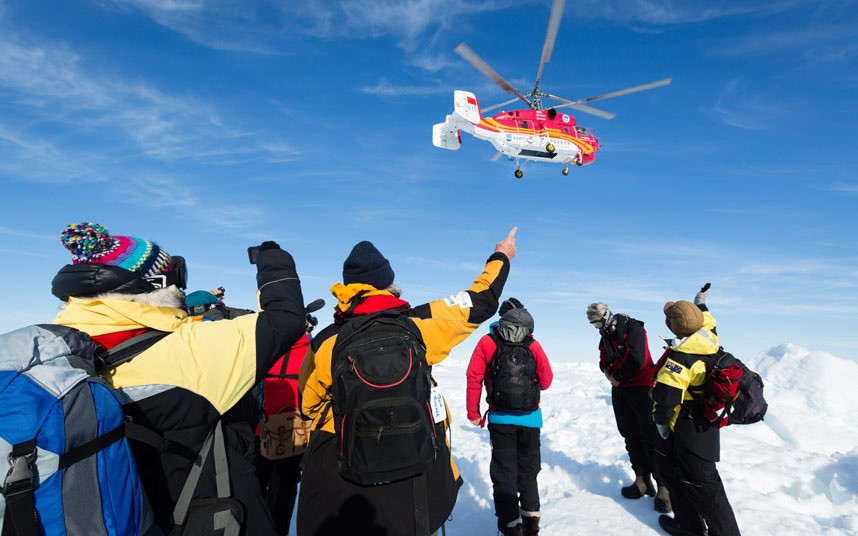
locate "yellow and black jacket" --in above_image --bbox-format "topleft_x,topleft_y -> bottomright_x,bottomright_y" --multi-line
296,251 -> 510,535
652,305 -> 722,461
52,248 -> 305,533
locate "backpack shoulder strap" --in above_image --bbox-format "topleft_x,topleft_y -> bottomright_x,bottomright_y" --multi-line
95,330 -> 169,371
171,420 -> 237,533
488,330 -> 503,348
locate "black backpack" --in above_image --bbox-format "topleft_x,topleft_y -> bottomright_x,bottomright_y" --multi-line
487,332 -> 540,411
330,310 -> 440,486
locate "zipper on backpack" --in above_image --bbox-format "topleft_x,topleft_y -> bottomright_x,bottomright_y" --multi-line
349,349 -> 414,388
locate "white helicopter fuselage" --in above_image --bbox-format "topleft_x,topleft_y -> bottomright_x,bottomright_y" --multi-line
433,90 -> 599,171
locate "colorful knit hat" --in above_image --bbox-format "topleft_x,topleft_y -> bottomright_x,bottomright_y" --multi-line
60,222 -> 173,280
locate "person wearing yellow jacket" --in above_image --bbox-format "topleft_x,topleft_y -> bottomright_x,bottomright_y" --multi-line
652,285 -> 740,536
50,222 -> 306,535
297,228 -> 517,536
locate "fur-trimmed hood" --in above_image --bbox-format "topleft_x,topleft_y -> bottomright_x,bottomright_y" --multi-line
54,291 -> 189,336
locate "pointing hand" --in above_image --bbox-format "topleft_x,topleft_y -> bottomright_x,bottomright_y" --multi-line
495,226 -> 518,260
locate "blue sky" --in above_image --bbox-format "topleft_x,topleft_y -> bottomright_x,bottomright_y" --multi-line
1,0 -> 855,363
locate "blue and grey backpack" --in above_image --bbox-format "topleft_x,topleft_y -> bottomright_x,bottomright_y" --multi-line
0,324 -> 153,536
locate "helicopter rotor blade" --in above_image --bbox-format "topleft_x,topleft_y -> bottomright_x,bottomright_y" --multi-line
455,43 -> 532,108
564,103 -> 616,120
481,96 -> 524,113
491,151 -> 503,161
573,78 -> 673,105
544,93 -> 616,119
535,0 -> 565,87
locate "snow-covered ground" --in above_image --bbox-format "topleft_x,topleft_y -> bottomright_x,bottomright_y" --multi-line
429,343 -> 858,535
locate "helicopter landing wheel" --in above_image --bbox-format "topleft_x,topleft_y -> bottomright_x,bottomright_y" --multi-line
546,143 -> 555,153
562,167 -> 569,176
575,155 -> 583,167
514,169 -> 524,179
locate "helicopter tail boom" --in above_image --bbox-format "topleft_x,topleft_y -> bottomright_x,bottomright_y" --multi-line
452,90 -> 482,124
432,90 -> 483,150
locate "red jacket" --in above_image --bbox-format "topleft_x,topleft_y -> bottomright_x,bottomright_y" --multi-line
598,314 -> 656,387
466,333 -> 553,422
262,333 -> 310,420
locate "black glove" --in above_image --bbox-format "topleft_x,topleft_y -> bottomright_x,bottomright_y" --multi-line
259,241 -> 280,251
694,282 -> 711,305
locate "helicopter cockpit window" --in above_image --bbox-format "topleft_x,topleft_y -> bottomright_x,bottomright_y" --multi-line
563,127 -> 570,134
519,120 -> 529,129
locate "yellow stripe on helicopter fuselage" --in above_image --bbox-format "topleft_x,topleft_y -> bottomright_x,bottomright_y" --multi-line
477,118 -> 595,154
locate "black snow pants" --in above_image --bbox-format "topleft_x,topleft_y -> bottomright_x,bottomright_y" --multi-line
488,424 -> 541,527
612,385 -> 659,479
256,454 -> 302,535
655,435 -> 741,536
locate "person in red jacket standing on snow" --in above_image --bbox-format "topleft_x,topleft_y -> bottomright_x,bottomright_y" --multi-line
466,298 -> 553,536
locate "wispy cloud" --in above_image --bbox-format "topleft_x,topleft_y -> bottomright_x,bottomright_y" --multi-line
113,174 -> 268,231
0,226 -> 55,242
0,31 -> 261,161
101,0 -> 506,54
360,78 -> 447,97
706,77 -> 789,130
831,182 -> 858,194
0,123 -> 109,183
98,0 -> 277,54
572,0 -> 810,27
706,13 -> 857,63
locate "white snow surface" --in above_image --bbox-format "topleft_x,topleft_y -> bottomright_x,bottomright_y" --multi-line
431,343 -> 858,535
289,343 -> 858,535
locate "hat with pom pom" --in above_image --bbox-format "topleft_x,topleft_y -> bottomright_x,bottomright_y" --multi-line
60,222 -> 173,280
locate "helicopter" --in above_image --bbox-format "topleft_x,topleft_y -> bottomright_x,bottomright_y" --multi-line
432,0 -> 671,178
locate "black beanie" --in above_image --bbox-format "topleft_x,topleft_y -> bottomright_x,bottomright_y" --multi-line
343,241 -> 395,289
499,297 -> 524,316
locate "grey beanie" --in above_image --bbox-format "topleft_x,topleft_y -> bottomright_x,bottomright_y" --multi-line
586,302 -> 610,322
500,307 -> 535,333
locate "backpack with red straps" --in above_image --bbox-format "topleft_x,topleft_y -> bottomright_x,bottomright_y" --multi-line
330,309 -> 440,486
696,348 -> 768,427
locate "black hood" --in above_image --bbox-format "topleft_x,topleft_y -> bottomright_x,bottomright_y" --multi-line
51,263 -> 157,301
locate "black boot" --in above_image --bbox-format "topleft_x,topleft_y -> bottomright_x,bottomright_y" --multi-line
621,473 -> 656,499
522,515 -> 540,536
658,514 -> 705,536
499,521 -> 522,536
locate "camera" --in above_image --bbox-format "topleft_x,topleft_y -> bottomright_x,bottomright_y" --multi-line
247,246 -> 261,264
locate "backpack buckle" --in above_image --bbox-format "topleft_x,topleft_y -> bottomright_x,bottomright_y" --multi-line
2,451 -> 36,498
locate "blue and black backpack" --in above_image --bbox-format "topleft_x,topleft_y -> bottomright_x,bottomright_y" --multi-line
0,324 -> 153,536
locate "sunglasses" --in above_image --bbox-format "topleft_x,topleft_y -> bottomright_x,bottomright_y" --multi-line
590,320 -> 604,329
145,256 -> 188,290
